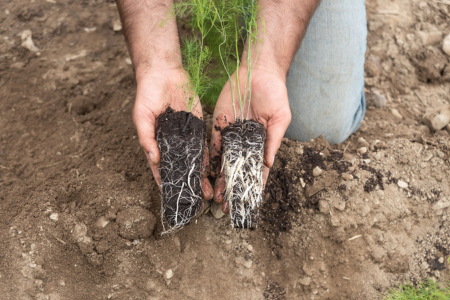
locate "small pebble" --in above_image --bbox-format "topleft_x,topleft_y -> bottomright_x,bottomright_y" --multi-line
318,200 -> 330,214
422,105 -> 450,131
211,201 -> 225,219
432,198 -> 450,211
298,277 -> 311,286
94,216 -> 109,229
391,109 -> 403,120
341,173 -> 353,181
357,137 -> 370,148
313,166 -> 323,177
300,178 -> 306,188
112,19 -> 122,31
334,200 -> 346,211
443,34 -> 450,56
397,180 -> 408,189
50,213 -> 58,221
58,279 -> 65,287
366,90 -> 386,108
418,31 -> 442,46
358,147 -> 368,155
225,240 -> 232,244
165,269 -> 173,279
362,205 -> 371,217
247,245 -> 253,251
243,260 -> 252,269
438,257 -> 444,264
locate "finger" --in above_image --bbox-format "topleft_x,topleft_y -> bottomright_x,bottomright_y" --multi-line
262,166 -> 270,190
214,173 -> 225,203
133,106 -> 160,165
210,113 -> 228,177
202,177 -> 213,201
222,200 -> 229,214
145,151 -> 162,189
264,109 -> 291,168
202,145 -> 213,200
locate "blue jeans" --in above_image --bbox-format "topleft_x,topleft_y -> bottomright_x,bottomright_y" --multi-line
285,0 -> 367,144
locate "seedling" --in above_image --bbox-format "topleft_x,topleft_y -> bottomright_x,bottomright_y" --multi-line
213,0 -> 266,228
157,0 -> 217,233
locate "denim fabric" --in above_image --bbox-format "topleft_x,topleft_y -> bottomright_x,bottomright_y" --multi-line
284,0 -> 367,144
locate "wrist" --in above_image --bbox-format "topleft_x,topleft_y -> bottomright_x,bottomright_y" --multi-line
241,58 -> 287,84
135,60 -> 183,82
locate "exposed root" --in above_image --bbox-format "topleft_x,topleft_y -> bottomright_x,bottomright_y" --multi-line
222,120 -> 266,228
157,108 -> 205,234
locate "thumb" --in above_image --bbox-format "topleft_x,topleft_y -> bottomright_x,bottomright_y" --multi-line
210,112 -> 229,177
264,110 -> 291,168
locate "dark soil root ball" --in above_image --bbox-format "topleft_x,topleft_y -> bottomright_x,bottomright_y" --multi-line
221,119 -> 266,229
157,107 -> 206,233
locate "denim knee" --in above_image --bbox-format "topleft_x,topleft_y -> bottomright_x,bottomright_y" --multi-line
284,0 -> 367,144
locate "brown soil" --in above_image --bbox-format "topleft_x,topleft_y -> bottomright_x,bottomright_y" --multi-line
0,0 -> 449,300
157,107 -> 205,229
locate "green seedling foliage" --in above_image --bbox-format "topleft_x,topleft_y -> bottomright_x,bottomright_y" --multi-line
181,38 -> 212,111
165,0 -> 263,113
172,0 -> 219,112
201,24 -> 239,108
212,0 -> 263,120
383,279 -> 450,300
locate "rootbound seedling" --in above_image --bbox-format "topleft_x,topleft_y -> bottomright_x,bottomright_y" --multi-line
221,120 -> 265,228
214,0 -> 266,228
158,0 -> 216,233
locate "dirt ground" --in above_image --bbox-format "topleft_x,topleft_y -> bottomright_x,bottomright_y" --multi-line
1,0 -> 450,299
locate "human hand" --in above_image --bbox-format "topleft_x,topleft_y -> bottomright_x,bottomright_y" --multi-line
210,67 -> 292,213
133,68 -> 213,201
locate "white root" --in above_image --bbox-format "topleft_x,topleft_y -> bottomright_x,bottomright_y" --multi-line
158,123 -> 204,235
222,121 -> 265,229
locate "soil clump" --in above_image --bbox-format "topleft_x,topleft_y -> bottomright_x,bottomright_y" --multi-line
157,107 -> 205,231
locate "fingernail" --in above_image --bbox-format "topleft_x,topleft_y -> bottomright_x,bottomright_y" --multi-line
148,152 -> 155,164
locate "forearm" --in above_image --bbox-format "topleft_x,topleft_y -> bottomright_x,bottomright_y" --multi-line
246,0 -> 321,80
115,0 -> 181,78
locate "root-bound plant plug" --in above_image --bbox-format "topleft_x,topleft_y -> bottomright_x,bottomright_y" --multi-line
157,0 -> 216,233
214,0 -> 266,228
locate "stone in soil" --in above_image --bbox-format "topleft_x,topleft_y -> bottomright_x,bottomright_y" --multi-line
313,166 -> 323,177
422,104 -> 450,131
211,201 -> 224,219
165,269 -> 173,279
116,206 -> 156,240
366,90 -> 386,108
391,109 -> 403,120
443,34 -> 450,56
418,31 -> 442,46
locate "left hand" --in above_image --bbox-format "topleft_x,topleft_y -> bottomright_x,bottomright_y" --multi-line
210,67 -> 292,213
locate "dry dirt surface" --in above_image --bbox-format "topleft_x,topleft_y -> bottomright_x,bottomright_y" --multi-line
1,0 -> 450,299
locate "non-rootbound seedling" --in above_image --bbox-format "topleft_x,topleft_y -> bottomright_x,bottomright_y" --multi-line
157,0 -> 217,233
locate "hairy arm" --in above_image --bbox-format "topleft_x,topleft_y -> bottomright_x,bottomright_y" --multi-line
249,0 -> 321,81
211,0 -> 321,209
115,0 -> 182,76
114,0 -> 213,200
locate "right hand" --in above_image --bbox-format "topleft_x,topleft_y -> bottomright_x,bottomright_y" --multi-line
133,68 -> 213,201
